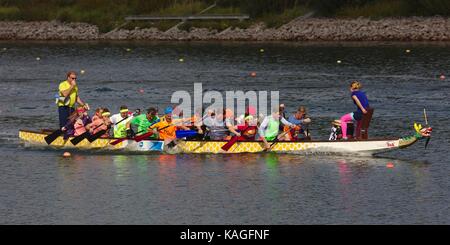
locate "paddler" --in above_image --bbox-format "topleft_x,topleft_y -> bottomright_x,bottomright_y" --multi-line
91,107 -> 104,121
237,115 -> 258,141
339,81 -> 370,140
149,107 -> 179,146
286,106 -> 312,140
126,107 -> 159,139
203,109 -> 227,140
85,108 -> 111,138
224,108 -> 241,140
259,108 -> 295,150
61,106 -> 91,139
56,71 -> 89,128
110,105 -> 133,138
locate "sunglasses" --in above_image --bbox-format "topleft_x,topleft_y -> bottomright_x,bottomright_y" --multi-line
70,77 -> 77,80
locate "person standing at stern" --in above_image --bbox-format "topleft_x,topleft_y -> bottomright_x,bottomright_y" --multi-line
339,81 -> 370,139
56,71 -> 89,128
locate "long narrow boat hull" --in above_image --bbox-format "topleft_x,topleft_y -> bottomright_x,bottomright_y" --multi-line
19,129 -> 426,156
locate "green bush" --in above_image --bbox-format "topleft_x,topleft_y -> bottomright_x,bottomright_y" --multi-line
0,6 -> 20,20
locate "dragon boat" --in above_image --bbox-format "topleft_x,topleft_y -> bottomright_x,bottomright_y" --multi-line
18,123 -> 431,156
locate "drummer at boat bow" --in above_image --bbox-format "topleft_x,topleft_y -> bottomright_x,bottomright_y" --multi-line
56,71 -> 89,128
110,105 -> 133,138
126,107 -> 159,138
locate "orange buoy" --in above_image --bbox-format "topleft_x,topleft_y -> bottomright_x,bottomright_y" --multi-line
386,162 -> 394,168
138,88 -> 144,94
250,72 -> 257,77
439,74 -> 445,80
63,152 -> 71,157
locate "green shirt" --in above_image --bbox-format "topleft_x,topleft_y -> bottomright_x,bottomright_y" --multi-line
130,114 -> 159,138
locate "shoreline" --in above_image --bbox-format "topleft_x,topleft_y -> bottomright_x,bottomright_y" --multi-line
1,17 -> 449,41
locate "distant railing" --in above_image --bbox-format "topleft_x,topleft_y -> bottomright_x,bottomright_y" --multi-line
125,14 -> 250,22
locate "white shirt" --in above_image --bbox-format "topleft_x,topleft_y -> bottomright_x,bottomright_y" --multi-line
110,113 -> 133,132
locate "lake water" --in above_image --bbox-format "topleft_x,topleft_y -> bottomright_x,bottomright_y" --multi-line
0,41 -> 449,224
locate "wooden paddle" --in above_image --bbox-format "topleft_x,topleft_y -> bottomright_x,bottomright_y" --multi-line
221,125 -> 251,151
109,129 -> 144,145
134,123 -> 173,142
263,130 -> 290,152
71,116 -> 128,145
87,126 -> 109,142
44,129 -> 63,145
70,123 -> 103,145
110,118 -> 160,145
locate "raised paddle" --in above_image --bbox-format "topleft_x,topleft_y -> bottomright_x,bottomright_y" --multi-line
44,129 -> 63,145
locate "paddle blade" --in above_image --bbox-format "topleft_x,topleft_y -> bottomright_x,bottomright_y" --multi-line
110,138 -> 127,145
70,131 -> 89,145
134,131 -> 154,142
88,130 -> 106,143
175,130 -> 198,139
221,136 -> 239,151
425,137 -> 431,149
44,129 -> 63,145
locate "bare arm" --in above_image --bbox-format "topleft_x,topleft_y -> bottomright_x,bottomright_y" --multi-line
226,122 -> 241,137
60,83 -> 75,97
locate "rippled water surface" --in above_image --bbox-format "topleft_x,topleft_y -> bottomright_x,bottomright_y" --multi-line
0,41 -> 449,224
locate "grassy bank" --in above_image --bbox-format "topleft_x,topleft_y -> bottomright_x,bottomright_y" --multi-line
0,0 -> 449,32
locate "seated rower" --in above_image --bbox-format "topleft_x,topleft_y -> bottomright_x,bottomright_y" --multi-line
203,109 -> 224,140
85,108 -> 111,138
61,106 -> 91,139
236,106 -> 257,126
126,107 -> 159,139
224,108 -> 241,140
150,107 -> 180,146
286,106 -> 312,140
259,108 -> 295,150
91,107 -> 103,121
110,105 -> 133,138
237,115 -> 258,141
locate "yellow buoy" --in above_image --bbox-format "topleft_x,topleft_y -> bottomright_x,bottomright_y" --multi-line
337,60 -> 342,64
260,48 -> 264,53
36,57 -> 41,61
405,49 -> 411,53
80,70 -> 85,74
179,58 -> 184,62
126,48 -> 131,52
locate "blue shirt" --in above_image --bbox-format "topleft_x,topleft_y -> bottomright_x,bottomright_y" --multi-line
352,90 -> 369,120
288,115 -> 304,126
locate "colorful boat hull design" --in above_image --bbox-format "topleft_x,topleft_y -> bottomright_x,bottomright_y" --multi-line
19,129 -> 426,155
